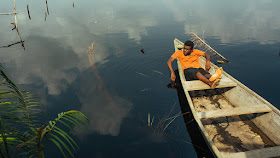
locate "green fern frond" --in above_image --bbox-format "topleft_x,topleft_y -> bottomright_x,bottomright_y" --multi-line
41,110 -> 89,158
49,138 -> 66,158
0,65 -> 89,157
50,133 -> 74,158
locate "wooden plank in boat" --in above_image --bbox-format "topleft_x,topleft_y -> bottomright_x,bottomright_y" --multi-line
182,78 -> 237,91
197,104 -> 272,119
225,146 -> 280,158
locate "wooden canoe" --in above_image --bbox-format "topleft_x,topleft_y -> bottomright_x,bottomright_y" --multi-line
174,37 -> 280,158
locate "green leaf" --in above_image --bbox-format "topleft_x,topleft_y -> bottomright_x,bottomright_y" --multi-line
49,120 -> 53,126
62,115 -> 83,130
50,134 -> 74,158
57,119 -> 79,138
68,112 -> 89,125
54,126 -> 78,149
49,138 -> 66,158
53,128 -> 76,151
41,151 -> 45,158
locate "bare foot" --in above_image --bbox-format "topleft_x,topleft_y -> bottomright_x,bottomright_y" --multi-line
210,77 -> 221,89
209,67 -> 223,82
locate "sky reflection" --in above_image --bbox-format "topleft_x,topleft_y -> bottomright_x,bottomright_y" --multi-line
1,0 -> 280,157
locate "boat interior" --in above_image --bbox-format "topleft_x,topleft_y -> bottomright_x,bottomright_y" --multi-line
185,58 -> 280,157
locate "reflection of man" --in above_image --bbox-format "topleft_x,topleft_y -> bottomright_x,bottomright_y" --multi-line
167,40 -> 222,89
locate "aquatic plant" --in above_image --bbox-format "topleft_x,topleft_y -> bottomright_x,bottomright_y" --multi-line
147,103 -> 189,135
0,64 -> 89,158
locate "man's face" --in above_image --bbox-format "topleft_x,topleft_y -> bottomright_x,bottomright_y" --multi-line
183,45 -> 192,55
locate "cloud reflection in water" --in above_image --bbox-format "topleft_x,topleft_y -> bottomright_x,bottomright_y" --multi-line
165,0 -> 280,44
76,50 -> 133,136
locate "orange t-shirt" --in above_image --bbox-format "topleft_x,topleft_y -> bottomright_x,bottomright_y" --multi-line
171,49 -> 205,70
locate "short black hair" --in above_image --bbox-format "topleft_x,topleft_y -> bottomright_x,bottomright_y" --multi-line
184,40 -> 194,50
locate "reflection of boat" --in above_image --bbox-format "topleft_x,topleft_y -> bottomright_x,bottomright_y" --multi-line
174,37 -> 280,158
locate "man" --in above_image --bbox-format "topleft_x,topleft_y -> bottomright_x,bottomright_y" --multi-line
167,40 -> 222,89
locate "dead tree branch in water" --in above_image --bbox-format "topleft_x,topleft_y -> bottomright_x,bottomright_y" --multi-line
0,12 -> 18,15
13,0 -> 25,50
45,0 -> 49,15
42,8 -> 47,21
27,4 -> 31,20
0,41 -> 24,48
0,0 -> 25,50
1,0 -> 75,50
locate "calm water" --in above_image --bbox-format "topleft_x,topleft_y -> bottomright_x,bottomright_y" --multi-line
1,0 -> 280,157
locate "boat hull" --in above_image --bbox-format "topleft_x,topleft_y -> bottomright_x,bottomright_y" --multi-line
174,37 -> 280,158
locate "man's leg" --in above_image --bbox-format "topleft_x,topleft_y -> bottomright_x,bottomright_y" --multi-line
196,72 -> 211,86
204,74 -> 211,79
196,72 -> 221,89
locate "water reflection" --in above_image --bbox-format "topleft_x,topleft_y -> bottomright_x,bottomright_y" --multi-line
77,82 -> 133,136
167,0 -> 280,44
0,0 -> 280,157
83,43 -> 133,136
2,0 -> 280,50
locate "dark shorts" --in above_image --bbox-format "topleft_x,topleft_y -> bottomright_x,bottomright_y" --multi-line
184,68 -> 210,81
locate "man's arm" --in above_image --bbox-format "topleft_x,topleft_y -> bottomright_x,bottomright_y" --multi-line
203,53 -> 211,71
167,57 -> 176,81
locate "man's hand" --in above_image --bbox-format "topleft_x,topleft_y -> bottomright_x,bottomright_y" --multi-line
167,57 -> 176,81
206,61 -> 211,71
170,72 -> 176,81
203,53 -> 211,71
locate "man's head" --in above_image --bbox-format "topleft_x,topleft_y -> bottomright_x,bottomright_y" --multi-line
183,40 -> 194,55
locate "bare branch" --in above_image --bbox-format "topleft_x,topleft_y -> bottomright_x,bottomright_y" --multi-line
0,12 -> 18,15
42,8 -> 47,21
13,0 -> 25,50
27,4 -> 31,20
0,41 -> 24,48
45,0 -> 49,15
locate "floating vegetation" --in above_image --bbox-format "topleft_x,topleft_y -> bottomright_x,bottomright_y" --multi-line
147,113 -> 154,126
151,70 -> 167,77
136,72 -> 149,77
140,88 -> 151,92
141,48 -> 145,53
147,103 -> 190,134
